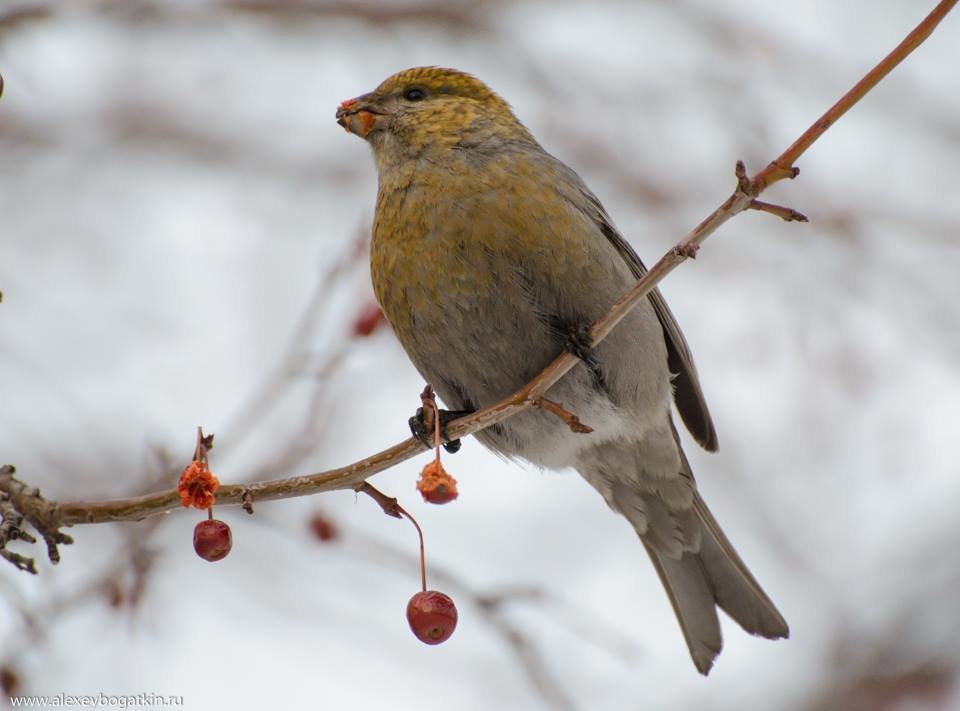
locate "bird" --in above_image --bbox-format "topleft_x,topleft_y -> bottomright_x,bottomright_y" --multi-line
336,66 -> 788,673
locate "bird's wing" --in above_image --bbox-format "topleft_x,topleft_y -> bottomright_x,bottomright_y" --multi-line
593,202 -> 717,451
551,159 -> 718,451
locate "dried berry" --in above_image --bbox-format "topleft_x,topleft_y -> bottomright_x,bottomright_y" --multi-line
193,519 -> 232,562
178,461 -> 220,510
406,590 -> 458,645
416,459 -> 458,504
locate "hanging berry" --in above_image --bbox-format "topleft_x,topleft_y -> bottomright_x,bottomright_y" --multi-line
356,481 -> 459,646
179,427 -> 233,562
406,590 -> 458,644
415,386 -> 458,504
193,518 -> 233,562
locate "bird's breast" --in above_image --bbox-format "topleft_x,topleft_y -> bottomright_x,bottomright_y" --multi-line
370,181 -> 574,409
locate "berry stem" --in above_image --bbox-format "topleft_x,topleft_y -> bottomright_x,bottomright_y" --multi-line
192,425 -> 214,464
399,506 -> 427,593
355,481 -> 428,592
420,385 -> 442,462
193,427 -> 202,461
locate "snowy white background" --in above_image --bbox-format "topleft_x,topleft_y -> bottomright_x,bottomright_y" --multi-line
1,1 -> 959,709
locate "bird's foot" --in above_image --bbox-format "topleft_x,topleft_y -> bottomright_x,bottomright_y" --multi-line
408,408 -> 471,453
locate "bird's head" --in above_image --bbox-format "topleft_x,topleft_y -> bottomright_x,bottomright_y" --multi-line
336,67 -> 534,166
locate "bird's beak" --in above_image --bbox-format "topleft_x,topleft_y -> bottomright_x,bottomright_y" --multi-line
335,93 -> 383,138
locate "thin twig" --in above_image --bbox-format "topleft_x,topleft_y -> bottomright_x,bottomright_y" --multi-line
536,399 -> 594,434
752,0 -> 959,190
749,199 -> 809,222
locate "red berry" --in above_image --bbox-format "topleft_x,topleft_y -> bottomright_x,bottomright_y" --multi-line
406,590 -> 458,645
308,513 -> 338,542
352,303 -> 386,337
193,519 -> 232,562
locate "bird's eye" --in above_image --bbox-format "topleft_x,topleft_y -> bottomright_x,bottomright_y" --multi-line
404,87 -> 426,102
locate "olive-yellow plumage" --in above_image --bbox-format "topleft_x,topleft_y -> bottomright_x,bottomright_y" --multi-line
337,67 -> 788,673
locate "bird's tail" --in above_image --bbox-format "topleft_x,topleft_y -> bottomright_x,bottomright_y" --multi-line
641,491 -> 789,674
576,429 -> 789,674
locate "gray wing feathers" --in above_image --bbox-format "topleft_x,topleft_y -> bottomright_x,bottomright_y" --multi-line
550,161 -> 719,451
597,219 -> 719,452
648,289 -> 719,452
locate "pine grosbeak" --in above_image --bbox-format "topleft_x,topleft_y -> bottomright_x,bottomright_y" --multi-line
336,67 -> 788,673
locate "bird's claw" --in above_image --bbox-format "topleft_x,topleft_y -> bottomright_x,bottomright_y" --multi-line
408,407 -> 471,453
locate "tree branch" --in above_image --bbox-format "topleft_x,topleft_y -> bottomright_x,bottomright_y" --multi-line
2,0 -> 955,567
